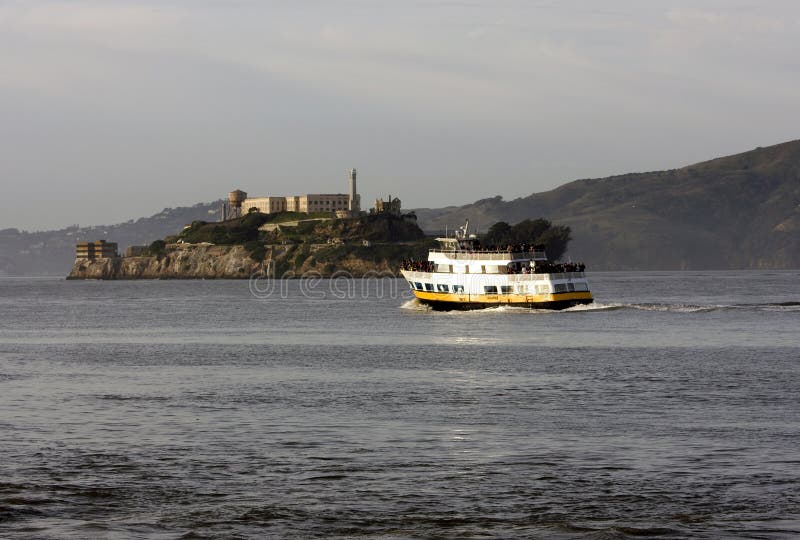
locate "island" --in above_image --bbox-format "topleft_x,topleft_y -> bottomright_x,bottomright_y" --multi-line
67,211 -> 434,280
67,209 -> 575,281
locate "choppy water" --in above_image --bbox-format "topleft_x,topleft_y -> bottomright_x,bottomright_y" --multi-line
1,271 -> 798,539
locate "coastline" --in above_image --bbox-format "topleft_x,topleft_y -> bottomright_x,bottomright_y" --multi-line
66,243 -> 403,280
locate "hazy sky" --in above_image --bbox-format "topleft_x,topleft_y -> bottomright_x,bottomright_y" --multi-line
1,1 -> 799,230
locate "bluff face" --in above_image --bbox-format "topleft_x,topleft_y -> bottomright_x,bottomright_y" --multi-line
67,214 -> 431,279
68,245 -> 258,280
66,243 -> 409,280
415,140 -> 800,269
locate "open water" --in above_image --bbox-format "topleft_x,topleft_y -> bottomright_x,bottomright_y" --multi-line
0,271 -> 798,539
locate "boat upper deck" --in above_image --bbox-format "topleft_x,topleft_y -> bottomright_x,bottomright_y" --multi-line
402,269 -> 587,281
427,249 -> 547,261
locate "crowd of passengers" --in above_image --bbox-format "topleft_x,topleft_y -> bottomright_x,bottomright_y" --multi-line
455,240 -> 547,253
486,242 -> 545,253
400,259 -> 436,272
518,261 -> 586,274
400,258 -> 586,274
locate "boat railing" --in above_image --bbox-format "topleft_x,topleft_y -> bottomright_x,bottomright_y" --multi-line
529,272 -> 585,280
428,250 -> 545,261
402,270 -> 586,280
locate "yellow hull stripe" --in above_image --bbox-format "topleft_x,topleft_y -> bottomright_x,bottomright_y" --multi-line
411,290 -> 593,304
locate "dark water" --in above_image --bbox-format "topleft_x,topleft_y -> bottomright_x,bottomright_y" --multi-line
1,271 -> 798,539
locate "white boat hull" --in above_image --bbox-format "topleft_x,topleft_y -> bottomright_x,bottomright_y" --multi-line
400,269 -> 593,310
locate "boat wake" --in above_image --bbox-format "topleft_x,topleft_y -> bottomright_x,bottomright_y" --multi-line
400,299 -> 431,311
400,299 -> 800,314
579,301 -> 800,313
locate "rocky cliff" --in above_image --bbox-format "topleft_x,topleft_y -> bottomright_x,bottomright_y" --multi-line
66,242 -> 414,280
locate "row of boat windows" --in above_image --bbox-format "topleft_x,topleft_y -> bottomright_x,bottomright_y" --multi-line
412,282 -> 466,293
409,282 -> 585,294
436,264 -> 519,274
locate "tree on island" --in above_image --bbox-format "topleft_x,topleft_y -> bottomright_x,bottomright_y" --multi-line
483,218 -> 572,261
146,239 -> 167,258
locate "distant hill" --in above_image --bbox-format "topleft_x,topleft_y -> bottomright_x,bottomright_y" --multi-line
3,140 -> 799,275
0,201 -> 223,275
414,140 -> 800,269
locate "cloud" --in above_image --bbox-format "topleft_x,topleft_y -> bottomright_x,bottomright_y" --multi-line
2,0 -> 800,229
666,8 -> 787,32
0,1 -> 182,33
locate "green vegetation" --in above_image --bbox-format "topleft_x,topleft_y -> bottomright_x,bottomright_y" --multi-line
263,211 -> 333,223
178,212 -> 269,245
484,218 -> 572,261
243,240 -> 266,262
145,239 -> 167,258
354,213 -> 425,242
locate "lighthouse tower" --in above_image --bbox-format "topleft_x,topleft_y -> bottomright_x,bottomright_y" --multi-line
348,168 -> 360,212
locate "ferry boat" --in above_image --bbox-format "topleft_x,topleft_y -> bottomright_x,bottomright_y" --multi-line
400,221 -> 593,310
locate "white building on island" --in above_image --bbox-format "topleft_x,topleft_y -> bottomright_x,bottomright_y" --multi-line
239,168 -> 361,217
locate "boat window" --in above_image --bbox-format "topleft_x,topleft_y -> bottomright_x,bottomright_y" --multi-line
567,282 -> 575,292
554,283 -> 568,293
436,284 -> 449,292
500,286 -> 513,294
536,284 -> 550,294
425,283 -> 434,291
452,285 -> 465,293
414,282 -> 423,290
484,285 -> 498,294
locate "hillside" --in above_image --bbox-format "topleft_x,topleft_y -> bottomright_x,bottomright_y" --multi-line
0,202 -> 223,275
414,140 -> 800,269
6,140 -> 800,275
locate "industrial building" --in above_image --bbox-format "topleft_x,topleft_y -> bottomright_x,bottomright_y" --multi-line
373,195 -> 402,216
76,240 -> 119,259
224,169 -> 361,220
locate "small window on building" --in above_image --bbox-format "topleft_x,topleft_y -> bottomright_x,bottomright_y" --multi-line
500,286 -> 513,294
425,283 -> 434,291
452,285 -> 465,293
436,284 -> 449,292
484,285 -> 498,294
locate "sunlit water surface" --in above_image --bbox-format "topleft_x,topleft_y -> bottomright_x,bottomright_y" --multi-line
1,271 -> 799,539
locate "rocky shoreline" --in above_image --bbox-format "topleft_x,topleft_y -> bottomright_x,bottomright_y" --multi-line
66,243 -> 403,280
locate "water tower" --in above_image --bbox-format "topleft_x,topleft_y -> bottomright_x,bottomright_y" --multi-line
227,189 -> 247,219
